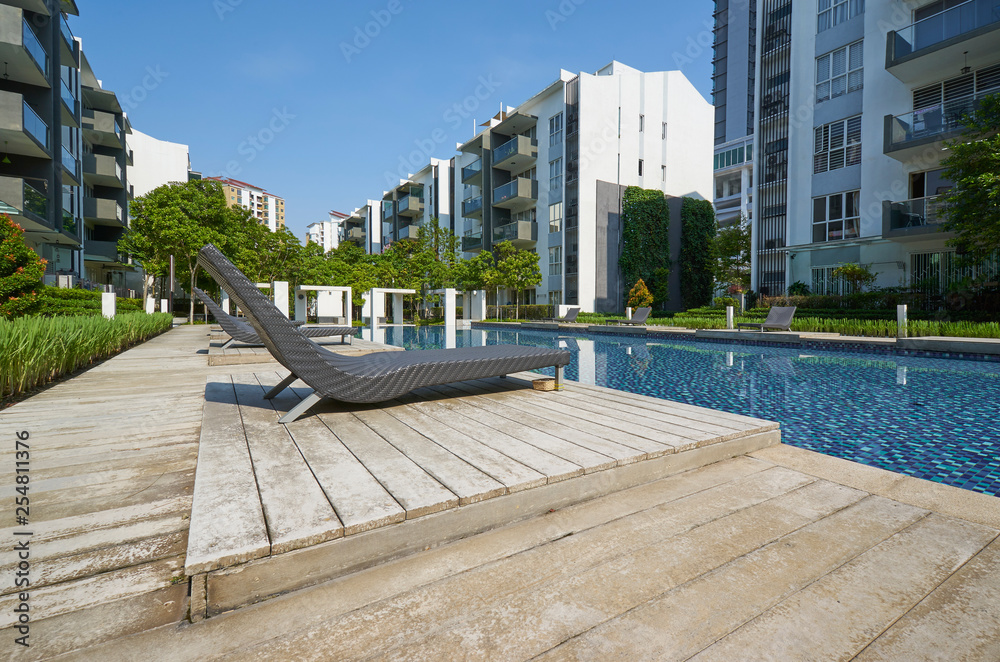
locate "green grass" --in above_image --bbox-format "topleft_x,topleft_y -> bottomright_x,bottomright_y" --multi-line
656,315 -> 1000,338
0,312 -> 174,402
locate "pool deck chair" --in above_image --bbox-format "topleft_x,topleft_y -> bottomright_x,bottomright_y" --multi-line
197,244 -> 571,423
541,307 -> 580,323
608,307 -> 652,326
193,287 -> 355,349
738,306 -> 797,332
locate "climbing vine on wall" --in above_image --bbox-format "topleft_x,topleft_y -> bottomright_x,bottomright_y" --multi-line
679,198 -> 717,310
620,187 -> 671,308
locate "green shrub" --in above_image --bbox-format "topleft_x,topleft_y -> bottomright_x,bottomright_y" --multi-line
0,214 -> 46,319
32,286 -> 143,317
0,312 -> 173,401
713,296 -> 739,309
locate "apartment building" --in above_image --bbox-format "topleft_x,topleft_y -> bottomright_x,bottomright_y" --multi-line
712,0 -> 757,229
749,0 -> 1000,296
128,128 -> 194,198
208,176 -> 286,232
453,61 -> 712,312
381,156 -> 454,247
343,199 -> 383,253
305,210 -> 348,252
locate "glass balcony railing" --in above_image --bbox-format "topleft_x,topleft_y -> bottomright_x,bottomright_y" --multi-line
23,181 -> 48,220
461,158 -> 482,182
22,19 -> 47,75
886,90 -> 993,149
892,0 -> 1000,59
60,17 -> 74,50
492,178 -> 537,206
23,101 -> 48,148
61,80 -> 76,112
114,118 -> 122,138
462,232 -> 483,252
115,161 -> 123,182
62,146 -> 77,175
382,202 -> 394,219
492,136 -> 538,167
462,196 -> 483,217
887,195 -> 946,231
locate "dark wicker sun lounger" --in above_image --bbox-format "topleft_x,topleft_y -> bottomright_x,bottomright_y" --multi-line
541,307 -> 580,323
607,307 -> 651,326
197,244 -> 571,423
738,306 -> 797,332
193,287 -> 355,349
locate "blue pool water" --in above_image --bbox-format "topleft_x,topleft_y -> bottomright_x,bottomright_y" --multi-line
362,326 -> 1000,496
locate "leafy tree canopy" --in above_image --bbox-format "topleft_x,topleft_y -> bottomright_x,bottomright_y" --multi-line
0,214 -> 46,319
713,216 -> 751,292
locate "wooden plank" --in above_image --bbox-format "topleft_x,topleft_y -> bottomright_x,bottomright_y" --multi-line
425,384 -> 619,473
232,378 -> 343,555
185,377 -> 270,575
351,407 -> 506,506
399,390 -> 584,483
382,405 -> 546,493
255,373 -> 405,536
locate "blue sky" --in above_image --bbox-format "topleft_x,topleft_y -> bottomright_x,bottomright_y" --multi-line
71,0 -> 716,239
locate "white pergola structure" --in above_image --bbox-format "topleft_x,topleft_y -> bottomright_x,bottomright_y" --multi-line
363,288 -> 416,325
294,285 -> 353,325
463,290 -> 486,322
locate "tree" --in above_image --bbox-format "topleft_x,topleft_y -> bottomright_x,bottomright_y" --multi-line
123,180 -> 243,322
713,216 -> 752,292
620,187 -> 671,309
832,263 -> 876,293
494,240 -> 541,319
679,197 -> 717,310
453,250 -> 495,292
626,278 -> 654,309
0,214 -> 46,319
940,93 -> 1000,265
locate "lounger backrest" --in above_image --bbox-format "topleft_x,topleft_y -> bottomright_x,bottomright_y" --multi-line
632,307 -> 652,323
197,245 -> 335,382
764,306 -> 797,327
564,307 -> 580,322
192,287 -> 252,339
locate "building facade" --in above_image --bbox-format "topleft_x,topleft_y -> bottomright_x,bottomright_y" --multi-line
712,0 -> 757,230
305,210 -> 347,252
749,0 -> 1000,296
381,156 -> 454,248
343,199 -> 383,253
207,176 -> 286,232
127,128 -> 193,198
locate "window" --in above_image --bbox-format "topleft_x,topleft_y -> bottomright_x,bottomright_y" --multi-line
549,113 -> 563,146
549,202 -> 562,233
639,114 -> 645,132
661,165 -> 667,182
817,41 -> 863,102
550,290 -> 562,306
814,116 -> 861,174
714,146 -> 747,170
549,158 -> 563,191
549,246 -> 562,276
638,159 -> 644,177
812,190 -> 860,243
818,0 -> 864,33
662,122 -> 668,139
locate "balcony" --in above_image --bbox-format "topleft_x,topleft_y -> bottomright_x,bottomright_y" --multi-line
492,177 -> 538,212
396,224 -> 421,241
84,195 -> 124,226
83,153 -> 124,188
883,90 -> 991,160
84,240 -> 124,264
462,232 -> 483,253
347,227 -> 365,240
492,220 -> 537,248
0,11 -> 50,87
882,195 -> 951,240
0,93 -> 50,158
59,15 -> 78,67
81,109 -> 123,148
0,176 -> 47,225
492,135 -> 538,171
60,79 -> 79,126
462,195 -> 484,219
886,0 -> 1000,84
461,158 -> 483,185
382,201 -> 394,220
397,194 -> 424,217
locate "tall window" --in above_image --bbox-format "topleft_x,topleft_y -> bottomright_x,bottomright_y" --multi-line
638,159 -> 644,177
817,41 -> 863,102
814,116 -> 862,174
662,122 -> 668,139
818,0 -> 864,33
549,158 -> 563,192
549,112 -> 563,146
661,165 -> 667,183
813,190 -> 860,242
639,114 -> 645,132
549,202 -> 562,233
549,246 -> 562,276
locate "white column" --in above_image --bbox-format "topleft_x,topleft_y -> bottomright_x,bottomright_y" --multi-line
220,289 -> 231,315
392,293 -> 404,324
897,304 -> 908,339
463,292 -> 472,321
471,290 -> 486,321
145,297 -> 155,314
343,288 -> 353,326
101,292 -> 116,319
442,288 -> 457,326
316,291 -> 336,323
273,281 -> 289,318
294,287 -> 308,322
362,290 -> 373,324
726,306 -> 734,330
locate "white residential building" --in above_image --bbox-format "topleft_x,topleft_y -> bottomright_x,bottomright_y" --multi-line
453,61 -> 713,312
381,156 -> 455,247
305,210 -> 347,252
750,0 -> 1000,296
343,199 -> 384,254
128,129 -> 192,197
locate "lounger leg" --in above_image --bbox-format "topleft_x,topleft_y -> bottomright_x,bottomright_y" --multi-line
554,365 -> 563,391
278,392 -> 323,424
221,337 -> 235,350
263,373 -> 298,400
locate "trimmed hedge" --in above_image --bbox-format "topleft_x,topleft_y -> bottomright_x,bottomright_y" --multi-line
32,286 -> 143,317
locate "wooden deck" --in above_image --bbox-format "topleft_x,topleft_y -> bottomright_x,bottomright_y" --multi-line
185,370 -> 781,617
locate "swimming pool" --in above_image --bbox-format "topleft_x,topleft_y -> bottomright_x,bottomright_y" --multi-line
360,325 -> 1000,497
